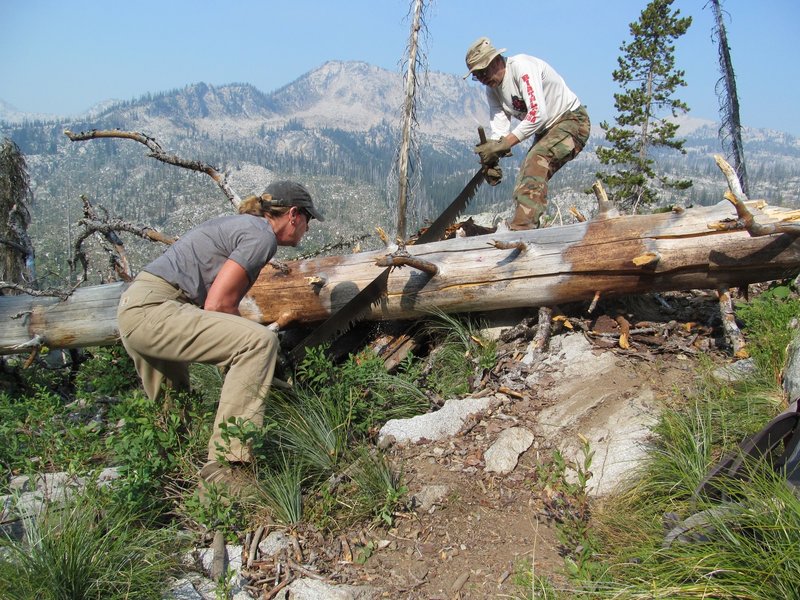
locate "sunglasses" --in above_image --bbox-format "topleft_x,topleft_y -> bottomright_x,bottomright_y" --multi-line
297,207 -> 313,222
471,67 -> 490,82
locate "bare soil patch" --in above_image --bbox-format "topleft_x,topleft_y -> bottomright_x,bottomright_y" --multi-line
286,291 -> 730,599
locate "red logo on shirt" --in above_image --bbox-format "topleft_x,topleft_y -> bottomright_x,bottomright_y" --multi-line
521,74 -> 539,124
512,95 -> 527,113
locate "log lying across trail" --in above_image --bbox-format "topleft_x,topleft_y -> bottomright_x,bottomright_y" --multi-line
2,198 -> 800,356
249,199 -> 800,326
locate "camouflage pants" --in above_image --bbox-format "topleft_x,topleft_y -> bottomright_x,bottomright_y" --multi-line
509,105 -> 590,230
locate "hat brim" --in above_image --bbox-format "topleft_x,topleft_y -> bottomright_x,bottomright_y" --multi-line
304,206 -> 324,222
262,196 -> 325,221
463,48 -> 506,79
288,200 -> 324,222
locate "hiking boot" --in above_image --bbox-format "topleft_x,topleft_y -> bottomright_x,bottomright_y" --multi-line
197,460 -> 258,501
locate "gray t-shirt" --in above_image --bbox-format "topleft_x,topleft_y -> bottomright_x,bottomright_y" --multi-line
144,214 -> 277,307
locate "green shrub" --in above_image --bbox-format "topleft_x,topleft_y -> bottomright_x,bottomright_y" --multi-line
105,389 -> 214,514
183,482 -> 249,536
74,345 -> 139,397
2,352 -> 70,397
295,345 -> 428,440
0,385 -> 106,487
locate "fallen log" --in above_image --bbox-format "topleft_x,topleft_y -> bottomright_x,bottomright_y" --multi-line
243,198 -> 800,326
2,196 -> 799,356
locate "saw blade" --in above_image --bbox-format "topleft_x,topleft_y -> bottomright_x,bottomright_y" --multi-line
290,267 -> 391,363
289,127 -> 488,361
414,168 -> 485,246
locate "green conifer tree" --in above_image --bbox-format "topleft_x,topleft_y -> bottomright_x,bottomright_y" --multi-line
597,0 -> 693,213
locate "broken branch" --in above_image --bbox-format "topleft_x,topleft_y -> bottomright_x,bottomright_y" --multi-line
591,180 -> 618,219
714,154 -> 800,237
375,254 -> 438,275
64,129 -> 241,207
717,287 -> 748,358
569,206 -> 587,222
489,239 -> 527,253
531,306 -> 554,353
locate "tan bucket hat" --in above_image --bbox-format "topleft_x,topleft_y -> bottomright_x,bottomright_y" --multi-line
463,36 -> 506,79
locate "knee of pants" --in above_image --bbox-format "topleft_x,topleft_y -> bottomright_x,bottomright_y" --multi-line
247,328 -> 279,358
514,178 -> 548,210
520,153 -> 553,181
224,326 -> 279,372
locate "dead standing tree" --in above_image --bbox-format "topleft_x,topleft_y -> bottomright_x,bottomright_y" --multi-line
709,0 -> 749,197
0,138 -> 36,294
394,0 -> 428,241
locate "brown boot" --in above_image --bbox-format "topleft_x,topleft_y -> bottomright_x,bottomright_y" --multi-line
197,460 -> 258,501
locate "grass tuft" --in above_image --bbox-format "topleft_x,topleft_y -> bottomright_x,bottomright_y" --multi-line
558,283 -> 800,598
422,308 -> 497,398
348,447 -> 407,527
254,458 -> 304,526
0,490 -> 180,600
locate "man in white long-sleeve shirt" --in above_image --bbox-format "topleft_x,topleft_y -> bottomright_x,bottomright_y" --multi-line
465,37 -> 591,230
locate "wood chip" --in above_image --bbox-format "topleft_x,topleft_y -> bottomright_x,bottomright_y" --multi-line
210,530 -> 227,580
450,571 -> 470,595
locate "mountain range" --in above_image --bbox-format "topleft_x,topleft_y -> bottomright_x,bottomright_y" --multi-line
2,60 -> 799,286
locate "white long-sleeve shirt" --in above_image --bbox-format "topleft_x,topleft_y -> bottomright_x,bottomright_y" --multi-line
487,54 -> 582,143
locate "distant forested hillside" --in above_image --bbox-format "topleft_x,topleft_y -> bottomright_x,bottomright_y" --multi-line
2,62 -> 799,287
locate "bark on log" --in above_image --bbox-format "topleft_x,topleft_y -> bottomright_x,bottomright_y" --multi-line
2,200 -> 800,355
1,282 -> 125,353
243,199 -> 800,325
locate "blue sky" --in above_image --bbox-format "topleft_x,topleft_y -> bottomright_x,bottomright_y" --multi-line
2,0 -> 799,135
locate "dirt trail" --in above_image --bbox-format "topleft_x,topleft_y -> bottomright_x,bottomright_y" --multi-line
323,293 -> 722,598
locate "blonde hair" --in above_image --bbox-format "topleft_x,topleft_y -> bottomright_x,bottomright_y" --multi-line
238,193 -> 291,218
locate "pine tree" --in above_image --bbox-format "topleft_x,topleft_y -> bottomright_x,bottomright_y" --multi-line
597,0 -> 693,213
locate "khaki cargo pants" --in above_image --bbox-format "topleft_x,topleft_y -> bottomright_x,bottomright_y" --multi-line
117,271 -> 278,463
509,105 -> 591,230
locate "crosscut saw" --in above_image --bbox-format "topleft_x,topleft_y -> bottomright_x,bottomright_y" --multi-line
290,126 -> 488,362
